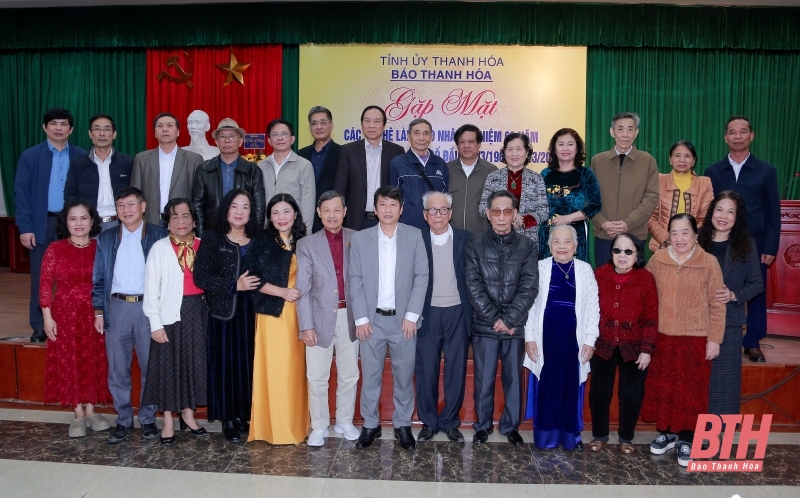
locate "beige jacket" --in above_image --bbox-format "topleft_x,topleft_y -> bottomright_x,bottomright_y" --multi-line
647,173 -> 714,252
258,150 -> 316,234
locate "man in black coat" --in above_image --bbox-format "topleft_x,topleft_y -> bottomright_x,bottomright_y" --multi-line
416,191 -> 472,443
705,116 -> 780,363
465,189 -> 539,445
64,113 -> 133,231
297,106 -> 342,233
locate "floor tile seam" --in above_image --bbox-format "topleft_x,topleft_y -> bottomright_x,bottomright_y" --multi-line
526,443 -> 548,485
219,440 -> 248,474
323,437 -> 344,479
119,437 -> 158,468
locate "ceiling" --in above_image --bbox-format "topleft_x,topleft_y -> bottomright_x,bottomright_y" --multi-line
1,0 -> 799,8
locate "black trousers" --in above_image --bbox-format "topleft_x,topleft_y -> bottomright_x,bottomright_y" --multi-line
28,214 -> 59,332
472,335 -> 524,434
593,237 -> 614,268
414,304 -> 469,432
588,347 -> 647,443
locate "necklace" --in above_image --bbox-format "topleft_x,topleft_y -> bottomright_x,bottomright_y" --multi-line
555,259 -> 574,280
68,237 -> 91,248
508,168 -> 523,189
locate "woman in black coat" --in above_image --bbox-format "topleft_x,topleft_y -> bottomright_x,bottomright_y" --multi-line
194,188 -> 266,443
698,190 -> 763,416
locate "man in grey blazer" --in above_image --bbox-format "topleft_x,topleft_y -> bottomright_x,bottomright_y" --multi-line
296,190 -> 360,447
131,112 -> 203,227
349,185 -> 429,450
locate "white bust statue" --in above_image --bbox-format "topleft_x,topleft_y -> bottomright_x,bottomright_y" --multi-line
183,110 -> 220,160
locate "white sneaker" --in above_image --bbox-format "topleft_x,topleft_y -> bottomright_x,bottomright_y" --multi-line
68,418 -> 86,438
307,428 -> 328,447
334,423 -> 360,441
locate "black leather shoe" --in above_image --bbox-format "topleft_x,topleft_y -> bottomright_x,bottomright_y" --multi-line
179,416 -> 208,436
235,418 -> 250,433
355,426 -> 382,448
444,428 -> 465,443
417,425 -> 437,441
394,426 -> 416,450
506,429 -> 524,446
30,330 -> 46,343
473,428 -> 493,444
744,347 -> 767,363
160,435 -> 174,446
141,423 -> 159,439
223,421 -> 242,442
107,424 -> 133,444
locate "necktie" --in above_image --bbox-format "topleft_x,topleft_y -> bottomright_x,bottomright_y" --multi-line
619,153 -> 626,166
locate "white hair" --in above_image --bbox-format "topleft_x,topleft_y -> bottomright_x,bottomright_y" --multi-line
547,224 -> 578,246
422,191 -> 453,209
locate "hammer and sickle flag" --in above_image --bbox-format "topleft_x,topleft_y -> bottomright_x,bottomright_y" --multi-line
157,51 -> 195,88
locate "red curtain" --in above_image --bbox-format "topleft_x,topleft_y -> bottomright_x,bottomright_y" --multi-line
145,45 -> 282,152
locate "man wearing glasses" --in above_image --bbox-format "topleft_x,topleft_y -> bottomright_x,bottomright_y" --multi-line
415,191 -> 472,443
92,186 -> 167,443
298,106 -> 342,233
65,113 -> 133,232
465,190 -> 539,445
192,118 -> 265,237
258,119 -> 315,233
131,112 -> 203,228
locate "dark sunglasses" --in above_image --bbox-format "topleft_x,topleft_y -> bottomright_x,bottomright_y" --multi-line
612,248 -> 636,256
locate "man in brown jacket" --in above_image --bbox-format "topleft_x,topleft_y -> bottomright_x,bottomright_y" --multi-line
446,124 -> 498,233
590,112 -> 659,264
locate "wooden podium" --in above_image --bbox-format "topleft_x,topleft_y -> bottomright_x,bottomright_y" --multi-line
767,200 -> 800,337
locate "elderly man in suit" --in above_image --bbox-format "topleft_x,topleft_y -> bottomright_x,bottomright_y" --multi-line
298,106 -> 342,233
349,185 -> 429,450
15,107 -> 87,343
296,190 -> 360,446
334,106 -> 405,231
131,112 -> 203,227
64,113 -> 133,231
416,191 -> 472,443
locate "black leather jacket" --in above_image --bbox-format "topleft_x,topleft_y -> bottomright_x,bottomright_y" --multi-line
465,228 -> 539,339
192,155 -> 266,237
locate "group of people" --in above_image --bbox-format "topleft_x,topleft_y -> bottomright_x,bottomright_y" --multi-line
15,104 -> 779,467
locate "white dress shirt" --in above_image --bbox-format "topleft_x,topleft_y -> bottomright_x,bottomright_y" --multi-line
365,141 -> 383,212
354,225 -> 419,326
92,147 -> 115,217
111,221 -> 146,295
158,146 -> 177,213
269,152 -> 291,177
728,153 -> 750,181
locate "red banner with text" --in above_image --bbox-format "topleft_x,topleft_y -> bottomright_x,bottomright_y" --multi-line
145,45 -> 282,156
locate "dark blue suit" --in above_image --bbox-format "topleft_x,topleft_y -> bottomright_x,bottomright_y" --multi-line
389,150 -> 449,230
705,154 -> 780,348
415,226 -> 472,432
14,140 -> 86,331
64,150 -> 133,208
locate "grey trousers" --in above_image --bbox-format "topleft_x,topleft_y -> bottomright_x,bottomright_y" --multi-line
472,335 -> 524,435
105,298 -> 157,427
359,314 -> 417,428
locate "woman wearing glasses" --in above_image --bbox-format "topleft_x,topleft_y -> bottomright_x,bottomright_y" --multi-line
642,213 -> 725,467
587,233 -> 658,454
524,224 -> 599,450
479,133 -> 548,251
539,128 -> 602,261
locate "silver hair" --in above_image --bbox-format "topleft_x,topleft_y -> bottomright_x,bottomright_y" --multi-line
547,224 -> 579,246
408,118 -> 433,134
422,191 -> 453,209
307,106 -> 332,123
611,111 -> 640,128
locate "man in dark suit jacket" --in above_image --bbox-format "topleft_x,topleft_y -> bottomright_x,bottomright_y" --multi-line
333,105 -> 404,231
131,112 -> 203,227
705,116 -> 780,363
14,107 -> 86,342
416,191 -> 472,444
64,113 -> 133,230
297,106 -> 342,233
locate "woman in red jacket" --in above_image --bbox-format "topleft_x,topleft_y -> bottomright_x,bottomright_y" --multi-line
587,233 -> 658,454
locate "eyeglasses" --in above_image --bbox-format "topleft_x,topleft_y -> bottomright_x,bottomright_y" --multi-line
426,207 -> 450,216
612,248 -> 636,255
217,134 -> 239,142
91,127 -> 113,133
116,201 -> 141,210
490,208 -> 514,216
310,120 -> 330,127
270,132 -> 290,138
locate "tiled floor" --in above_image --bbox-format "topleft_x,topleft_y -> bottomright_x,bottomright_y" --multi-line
0,410 -> 798,497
